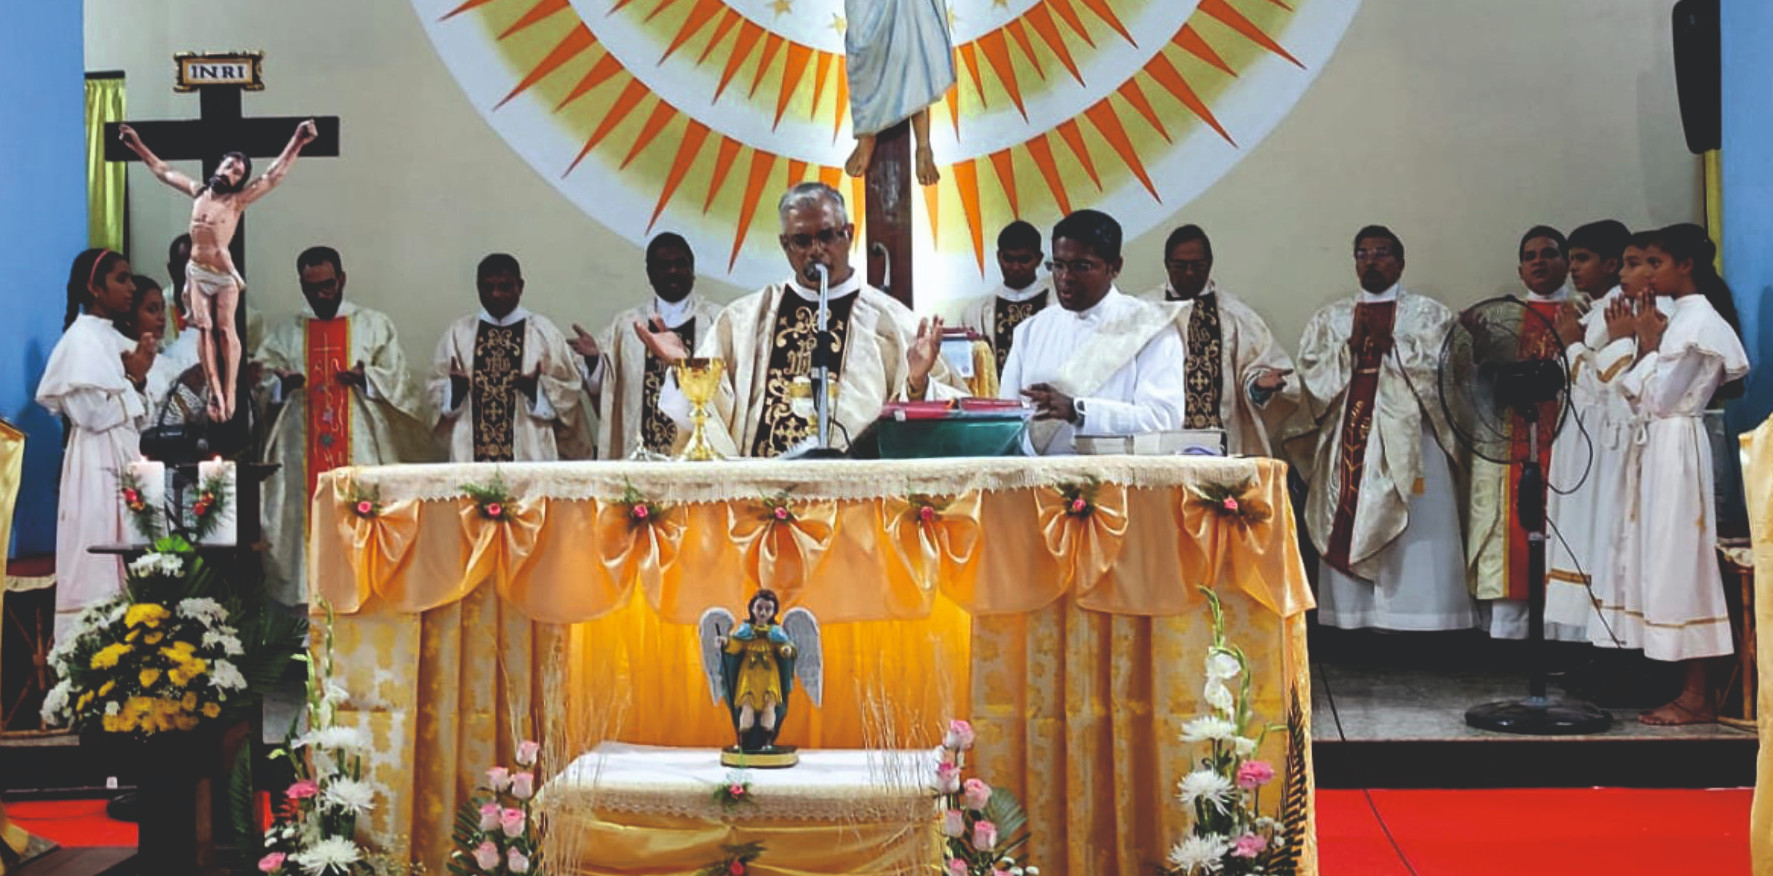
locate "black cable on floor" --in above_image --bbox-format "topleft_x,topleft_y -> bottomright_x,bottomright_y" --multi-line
1317,664 -> 1420,875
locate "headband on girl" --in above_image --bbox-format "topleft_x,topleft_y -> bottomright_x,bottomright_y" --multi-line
88,249 -> 115,289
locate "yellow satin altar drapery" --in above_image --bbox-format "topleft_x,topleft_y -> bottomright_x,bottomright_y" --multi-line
1743,415 -> 1773,875
0,421 -> 48,873
313,457 -> 1316,875
84,75 -> 126,255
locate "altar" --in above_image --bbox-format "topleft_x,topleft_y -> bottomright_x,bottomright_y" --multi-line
308,456 -> 1317,875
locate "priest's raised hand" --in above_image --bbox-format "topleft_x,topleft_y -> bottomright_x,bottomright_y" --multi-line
634,315 -> 690,363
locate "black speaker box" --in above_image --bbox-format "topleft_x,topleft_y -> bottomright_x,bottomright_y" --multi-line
1672,0 -> 1721,154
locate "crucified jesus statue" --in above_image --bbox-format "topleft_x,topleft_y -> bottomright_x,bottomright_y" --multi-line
841,0 -> 956,186
119,119 -> 318,421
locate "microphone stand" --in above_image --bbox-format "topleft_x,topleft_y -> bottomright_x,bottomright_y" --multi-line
801,263 -> 845,459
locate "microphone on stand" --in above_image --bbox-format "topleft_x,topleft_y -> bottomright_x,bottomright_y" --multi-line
804,263 -> 843,457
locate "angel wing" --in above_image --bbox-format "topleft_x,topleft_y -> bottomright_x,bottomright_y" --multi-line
780,607 -> 823,707
697,607 -> 735,706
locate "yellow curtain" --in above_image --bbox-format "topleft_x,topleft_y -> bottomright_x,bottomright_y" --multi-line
84,75 -> 127,255
0,421 -> 43,873
1744,415 -> 1773,875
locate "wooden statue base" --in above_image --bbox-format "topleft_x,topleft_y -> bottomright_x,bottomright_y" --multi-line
720,745 -> 798,769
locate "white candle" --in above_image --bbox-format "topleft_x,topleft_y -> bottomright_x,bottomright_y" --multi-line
123,459 -> 166,542
195,458 -> 238,546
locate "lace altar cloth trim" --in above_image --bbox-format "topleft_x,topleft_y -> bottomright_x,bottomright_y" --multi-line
324,455 -> 1274,505
545,743 -> 942,822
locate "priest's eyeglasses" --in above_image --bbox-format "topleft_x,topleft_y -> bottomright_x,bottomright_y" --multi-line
782,228 -> 851,251
1354,247 -> 1396,261
1045,258 -> 1104,275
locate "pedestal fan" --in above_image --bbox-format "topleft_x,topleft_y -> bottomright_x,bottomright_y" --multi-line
1438,296 -> 1612,735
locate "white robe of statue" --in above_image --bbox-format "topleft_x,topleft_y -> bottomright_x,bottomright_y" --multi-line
845,0 -> 957,135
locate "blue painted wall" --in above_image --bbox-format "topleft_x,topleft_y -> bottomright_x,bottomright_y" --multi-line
0,6 -> 88,556
1722,0 -> 1773,430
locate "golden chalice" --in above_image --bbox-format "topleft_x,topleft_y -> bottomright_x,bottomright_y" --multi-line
674,357 -> 726,461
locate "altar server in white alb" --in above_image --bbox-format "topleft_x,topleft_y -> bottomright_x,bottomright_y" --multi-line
956,221 -> 1052,378
38,249 -> 155,641
431,253 -> 587,462
256,246 -> 436,605
1294,226 -> 1473,632
997,209 -> 1189,455
1608,226 -> 1750,726
1139,224 -> 1297,456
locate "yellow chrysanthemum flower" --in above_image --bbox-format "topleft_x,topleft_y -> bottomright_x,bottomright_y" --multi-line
181,692 -> 198,710
125,603 -> 170,629
169,640 -> 196,655
98,680 -> 116,697
201,702 -> 220,719
90,643 -> 131,670
101,715 -> 119,733
144,631 -> 165,645
139,668 -> 162,688
125,627 -> 141,642
76,690 -> 94,711
175,714 -> 198,731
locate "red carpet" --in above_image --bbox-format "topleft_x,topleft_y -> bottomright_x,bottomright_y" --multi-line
5,799 -> 136,848
1319,788 -> 1752,875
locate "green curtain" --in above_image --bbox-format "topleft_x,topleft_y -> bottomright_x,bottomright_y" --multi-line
84,75 -> 126,254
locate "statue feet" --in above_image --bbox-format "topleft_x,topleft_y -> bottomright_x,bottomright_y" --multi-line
844,136 -> 876,178
915,146 -> 940,186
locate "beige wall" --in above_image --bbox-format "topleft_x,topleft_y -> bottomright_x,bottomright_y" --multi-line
87,0 -> 1699,368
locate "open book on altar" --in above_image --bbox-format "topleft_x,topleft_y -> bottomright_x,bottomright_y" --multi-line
1074,429 -> 1228,456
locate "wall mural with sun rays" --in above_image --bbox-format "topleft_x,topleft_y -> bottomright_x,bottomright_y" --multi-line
413,0 -> 1361,306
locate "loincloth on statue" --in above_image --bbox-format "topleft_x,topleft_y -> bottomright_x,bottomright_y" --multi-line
184,261 -> 245,330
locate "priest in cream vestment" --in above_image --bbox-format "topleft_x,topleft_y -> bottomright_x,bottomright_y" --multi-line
256,247 -> 435,605
1139,224 -> 1297,457
1294,227 -> 1473,631
573,233 -> 724,459
998,210 -> 1188,455
644,183 -> 962,457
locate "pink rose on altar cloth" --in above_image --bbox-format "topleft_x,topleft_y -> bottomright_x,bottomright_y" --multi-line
486,766 -> 512,792
472,841 -> 500,870
1231,833 -> 1268,858
508,847 -> 532,873
772,505 -> 789,521
632,503 -> 651,521
942,719 -> 975,751
1236,760 -> 1275,789
285,779 -> 318,800
729,784 -> 747,798
517,739 -> 541,766
919,505 -> 936,523
940,808 -> 966,837
962,778 -> 992,811
1069,497 -> 1087,514
478,802 -> 501,831
500,807 -> 526,838
946,859 -> 968,876
729,861 -> 747,876
258,851 -> 286,873
510,772 -> 536,800
485,502 -> 504,519
935,761 -> 962,794
1223,497 -> 1240,513
972,819 -> 998,851
355,500 -> 374,516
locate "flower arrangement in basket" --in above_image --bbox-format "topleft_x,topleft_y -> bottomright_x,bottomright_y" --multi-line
1161,588 -> 1306,876
448,740 -> 545,875
935,720 -> 1038,876
260,601 -> 413,876
40,538 -> 277,738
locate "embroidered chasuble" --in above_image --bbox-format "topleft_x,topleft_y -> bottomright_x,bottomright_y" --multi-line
641,320 -> 696,454
991,292 -> 1047,374
1177,293 -> 1226,430
1500,300 -> 1563,600
473,319 -> 526,462
1324,300 -> 1397,575
304,318 -> 352,499
750,294 -> 859,457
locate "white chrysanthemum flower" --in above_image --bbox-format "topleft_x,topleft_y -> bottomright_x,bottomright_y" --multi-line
318,777 -> 377,814
176,597 -> 227,627
39,680 -> 72,721
201,630 -> 245,656
291,836 -> 362,875
1204,680 -> 1235,713
1180,716 -> 1238,743
1177,770 -> 1236,814
1205,649 -> 1241,682
1166,835 -> 1230,872
105,700 -> 121,716
300,726 -> 370,753
209,660 -> 247,691
1232,736 -> 1258,757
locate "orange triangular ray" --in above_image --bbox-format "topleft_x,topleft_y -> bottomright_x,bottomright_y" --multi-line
988,149 -> 1019,217
1053,119 -> 1100,190
772,43 -> 814,126
1003,20 -> 1047,81
1023,5 -> 1085,84
787,159 -> 809,186
1024,135 -> 1072,215
1145,52 -> 1234,145
977,30 -> 1027,119
924,179 -> 941,243
620,97 -> 682,169
945,83 -> 962,138
1116,78 -> 1170,142
498,24 -> 596,109
810,51 -> 835,118
565,79 -> 651,175
1201,0 -> 1303,67
1173,25 -> 1234,76
697,10 -> 743,65
747,34 -> 787,99
645,0 -> 685,22
703,136 -> 745,212
832,57 -> 850,142
953,159 -> 986,275
498,0 -> 571,38
1083,99 -> 1158,200
442,0 -> 499,20
729,149 -> 779,270
848,174 -> 866,246
716,22 -> 768,101
818,165 -> 843,190
1045,0 -> 1096,46
661,0 -> 726,61
1076,0 -> 1134,45
648,119 -> 712,231
958,43 -> 987,107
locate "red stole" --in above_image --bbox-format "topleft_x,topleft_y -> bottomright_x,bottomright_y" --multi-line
1502,299 -> 1563,600
304,317 -> 353,500
1324,300 -> 1397,576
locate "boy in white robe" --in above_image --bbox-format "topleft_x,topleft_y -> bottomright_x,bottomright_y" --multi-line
956,221 -> 1052,379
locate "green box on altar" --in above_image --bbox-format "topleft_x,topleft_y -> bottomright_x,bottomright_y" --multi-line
875,413 -> 1028,458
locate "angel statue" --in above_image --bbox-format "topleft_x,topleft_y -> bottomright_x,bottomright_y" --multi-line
698,589 -> 823,768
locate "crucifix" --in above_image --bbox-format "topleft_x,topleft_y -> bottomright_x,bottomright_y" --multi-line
103,51 -> 340,446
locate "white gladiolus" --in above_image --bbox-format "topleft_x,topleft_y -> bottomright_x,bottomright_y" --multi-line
1205,650 -> 1241,681
300,726 -> 371,753
1204,680 -> 1234,713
